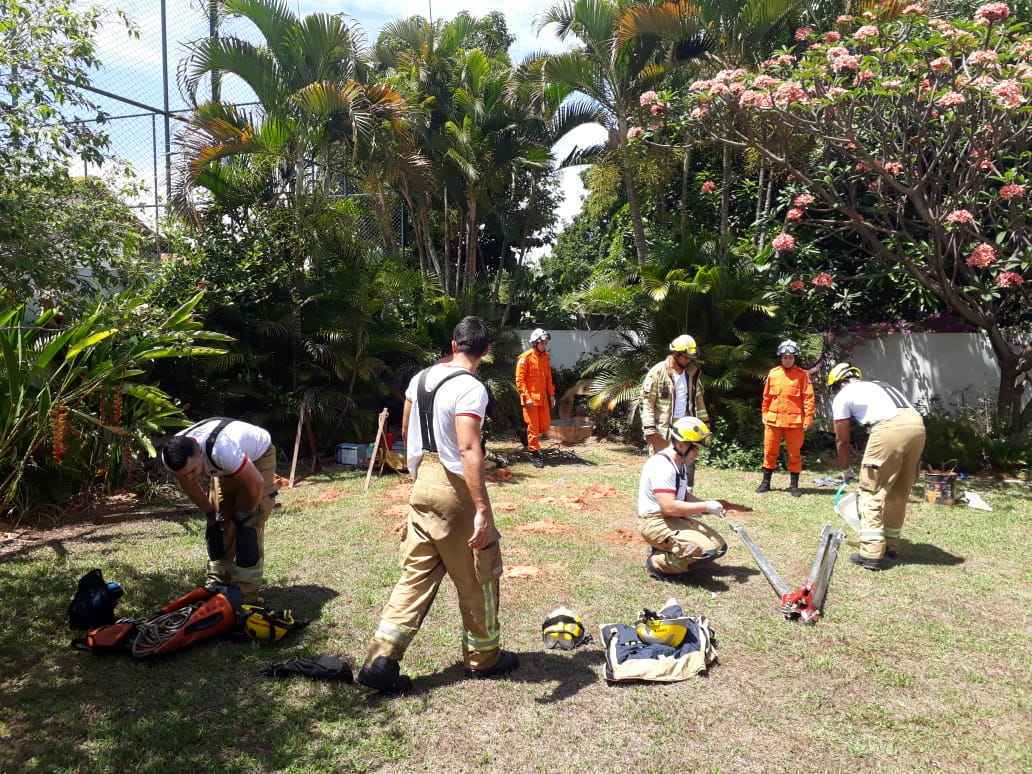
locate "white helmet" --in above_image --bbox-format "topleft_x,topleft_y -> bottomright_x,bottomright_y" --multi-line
777,339 -> 800,356
530,328 -> 551,344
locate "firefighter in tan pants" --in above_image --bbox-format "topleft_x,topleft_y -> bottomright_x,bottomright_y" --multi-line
358,317 -> 519,693
828,363 -> 926,570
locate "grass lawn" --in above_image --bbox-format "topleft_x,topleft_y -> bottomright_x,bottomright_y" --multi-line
2,442 -> 1030,773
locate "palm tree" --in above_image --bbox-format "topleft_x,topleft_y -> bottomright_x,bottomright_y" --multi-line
534,0 -> 711,266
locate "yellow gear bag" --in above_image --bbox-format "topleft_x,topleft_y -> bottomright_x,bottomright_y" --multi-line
239,605 -> 307,643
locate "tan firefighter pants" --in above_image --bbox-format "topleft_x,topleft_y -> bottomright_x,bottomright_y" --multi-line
639,515 -> 726,575
365,453 -> 503,672
858,408 -> 926,560
207,444 -> 278,598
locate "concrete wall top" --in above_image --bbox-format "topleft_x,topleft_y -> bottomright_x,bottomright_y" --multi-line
513,330 -> 625,371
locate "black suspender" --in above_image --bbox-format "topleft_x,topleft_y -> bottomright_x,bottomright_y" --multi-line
181,417 -> 235,471
415,369 -> 479,453
662,453 -> 687,499
872,381 -> 912,410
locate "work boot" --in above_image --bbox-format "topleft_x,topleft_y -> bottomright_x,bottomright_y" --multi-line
789,473 -> 802,498
644,549 -> 664,580
849,552 -> 889,571
755,469 -> 773,493
530,451 -> 545,469
468,650 -> 519,679
357,656 -> 413,694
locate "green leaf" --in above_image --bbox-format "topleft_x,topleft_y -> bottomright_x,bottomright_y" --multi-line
137,346 -> 227,360
161,292 -> 204,330
65,329 -> 117,360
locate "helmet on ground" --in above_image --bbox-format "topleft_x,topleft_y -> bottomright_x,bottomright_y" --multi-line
240,605 -> 305,643
669,417 -> 712,447
827,362 -> 862,387
529,328 -> 551,344
669,334 -> 697,356
635,610 -> 693,648
541,607 -> 589,651
777,339 -> 801,357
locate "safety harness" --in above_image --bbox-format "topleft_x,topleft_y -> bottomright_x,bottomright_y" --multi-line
415,368 -> 480,453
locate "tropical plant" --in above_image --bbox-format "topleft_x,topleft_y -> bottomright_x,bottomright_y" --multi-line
0,293 -> 228,516
673,4 -> 1032,429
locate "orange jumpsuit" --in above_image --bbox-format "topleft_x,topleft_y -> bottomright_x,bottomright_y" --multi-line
761,365 -> 815,473
515,348 -> 555,452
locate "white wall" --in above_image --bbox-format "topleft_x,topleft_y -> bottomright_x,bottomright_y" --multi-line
848,332 -> 1017,411
514,329 -> 625,371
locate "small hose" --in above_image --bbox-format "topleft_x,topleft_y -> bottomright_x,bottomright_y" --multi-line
132,604 -> 199,658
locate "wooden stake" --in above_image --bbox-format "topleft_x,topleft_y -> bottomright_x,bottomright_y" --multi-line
288,403 -> 305,489
364,408 -> 389,492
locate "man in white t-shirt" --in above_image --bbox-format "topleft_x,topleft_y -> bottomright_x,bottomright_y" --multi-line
828,362 -> 926,570
637,417 -> 727,580
359,317 -> 518,694
160,418 -> 277,601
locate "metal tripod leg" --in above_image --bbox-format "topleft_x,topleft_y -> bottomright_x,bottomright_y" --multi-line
728,523 -> 791,598
805,525 -> 833,588
810,528 -> 845,615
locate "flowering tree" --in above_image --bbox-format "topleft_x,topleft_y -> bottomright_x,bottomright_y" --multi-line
669,4 -> 1032,430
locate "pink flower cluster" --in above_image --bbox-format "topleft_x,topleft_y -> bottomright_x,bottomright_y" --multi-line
812,272 -> 835,288
996,271 -> 1025,288
739,90 -> 774,109
824,31 -> 842,43
772,233 -> 796,253
639,90 -> 659,107
836,15 -> 854,24
690,105 -> 709,119
789,279 -> 806,292
883,161 -> 904,175
761,54 -> 797,69
715,68 -> 748,82
930,56 -> 953,73
937,91 -> 966,107
902,3 -> 925,13
854,25 -> 880,40
856,69 -> 876,84
787,207 -> 804,221
753,74 -> 780,89
999,183 -> 1026,200
945,209 -> 976,225
974,2 -> 1010,23
795,27 -> 813,41
966,243 -> 997,268
701,180 -> 717,193
968,50 -> 998,66
992,80 -> 1024,108
794,193 -> 816,208
627,126 -> 644,140
774,81 -> 808,104
827,46 -> 860,72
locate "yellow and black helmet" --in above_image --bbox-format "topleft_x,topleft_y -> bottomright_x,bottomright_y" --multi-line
541,607 -> 590,651
669,334 -> 698,356
635,612 -> 692,648
239,605 -> 306,643
826,362 -> 862,387
669,417 -> 712,447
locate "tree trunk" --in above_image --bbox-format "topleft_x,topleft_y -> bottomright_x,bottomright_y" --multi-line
616,116 -> 648,266
719,142 -> 731,264
758,168 -> 775,251
680,138 -> 693,246
754,162 -> 766,247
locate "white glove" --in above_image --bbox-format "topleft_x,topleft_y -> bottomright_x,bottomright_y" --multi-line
702,500 -> 726,517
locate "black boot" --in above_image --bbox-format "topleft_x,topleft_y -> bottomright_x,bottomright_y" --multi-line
755,469 -> 773,493
357,656 -> 412,694
849,553 -> 889,571
789,473 -> 802,497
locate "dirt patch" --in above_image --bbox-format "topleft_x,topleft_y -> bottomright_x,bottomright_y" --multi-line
512,519 -> 573,536
503,565 -> 543,579
495,502 -> 518,513
384,483 -> 412,503
602,528 -> 645,546
584,484 -> 619,499
486,468 -> 514,483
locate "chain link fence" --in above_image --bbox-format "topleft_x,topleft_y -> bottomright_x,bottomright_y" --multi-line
75,0 -> 401,251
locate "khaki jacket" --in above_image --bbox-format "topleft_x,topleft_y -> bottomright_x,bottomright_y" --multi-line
641,356 -> 708,436
515,348 -> 555,406
761,365 -> 815,428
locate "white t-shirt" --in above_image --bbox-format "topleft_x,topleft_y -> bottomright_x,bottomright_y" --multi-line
405,363 -> 488,476
832,381 -> 912,427
672,370 -> 688,420
176,419 -> 271,476
637,447 -> 690,516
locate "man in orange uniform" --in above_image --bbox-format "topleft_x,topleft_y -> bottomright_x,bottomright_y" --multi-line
757,340 -> 815,497
516,328 -> 556,469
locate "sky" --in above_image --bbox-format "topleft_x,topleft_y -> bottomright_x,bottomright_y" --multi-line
79,0 -> 608,253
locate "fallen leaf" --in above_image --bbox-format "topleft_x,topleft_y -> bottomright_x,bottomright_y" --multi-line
504,565 -> 542,579
495,503 -> 518,512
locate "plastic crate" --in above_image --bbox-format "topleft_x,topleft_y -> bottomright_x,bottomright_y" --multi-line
336,442 -> 369,466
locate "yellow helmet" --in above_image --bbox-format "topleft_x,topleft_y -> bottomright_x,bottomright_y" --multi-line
669,335 -> 698,356
541,607 -> 589,651
635,611 -> 693,647
826,362 -> 862,387
669,416 -> 712,446
240,605 -> 304,643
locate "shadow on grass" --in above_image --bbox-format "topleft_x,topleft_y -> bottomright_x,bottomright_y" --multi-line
406,648 -> 605,704
646,563 -> 760,593
893,540 -> 965,567
0,559 -> 402,772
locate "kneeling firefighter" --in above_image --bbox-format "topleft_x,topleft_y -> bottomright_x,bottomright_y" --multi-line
160,418 -> 278,602
757,340 -> 815,497
637,417 -> 727,579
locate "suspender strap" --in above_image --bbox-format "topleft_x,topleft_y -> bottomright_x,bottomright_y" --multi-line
180,416 -> 235,471
415,369 -> 478,453
872,381 -> 912,410
662,453 -> 686,498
